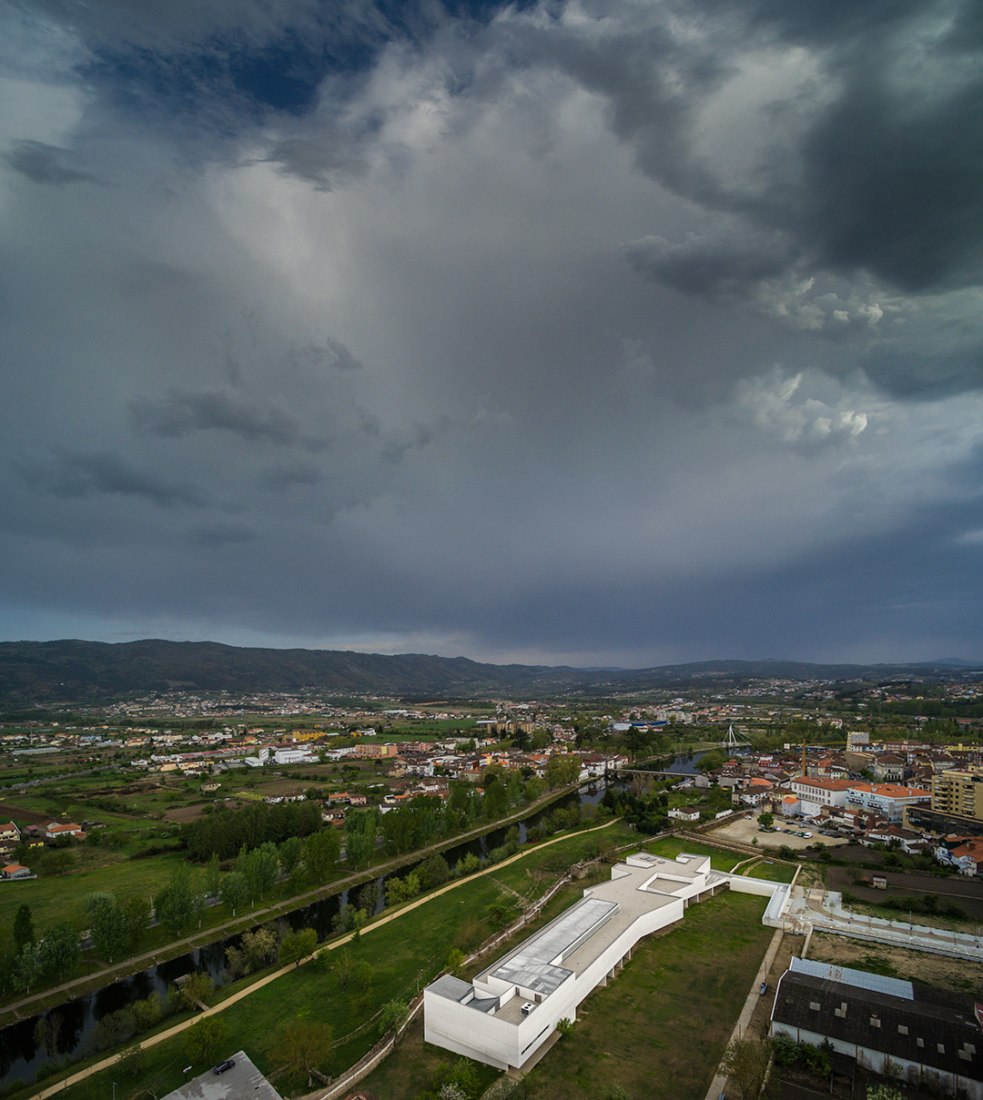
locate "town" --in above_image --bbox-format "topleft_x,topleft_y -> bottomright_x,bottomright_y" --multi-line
0,671 -> 982,1100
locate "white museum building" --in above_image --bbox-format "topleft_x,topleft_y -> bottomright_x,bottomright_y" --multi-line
424,851 -> 786,1071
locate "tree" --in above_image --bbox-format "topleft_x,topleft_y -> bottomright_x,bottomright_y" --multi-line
13,904 -> 34,953
238,842 -> 280,905
556,1017 -> 574,1038
418,853 -> 451,890
344,827 -> 373,870
278,927 -> 317,966
156,866 -> 205,934
272,1019 -> 334,1086
132,992 -> 164,1031
387,872 -> 421,907
185,1015 -> 228,1064
440,1058 -> 481,1100
696,750 -> 727,774
720,1038 -> 770,1100
757,811 -> 774,828
205,853 -> 222,897
90,1006 -> 137,1051
175,970 -> 213,1012
37,922 -> 80,979
380,998 -> 409,1042
219,870 -> 248,916
544,753 -> 582,789
240,926 -> 277,972
303,828 -> 339,881
279,835 -> 303,876
866,1087 -> 904,1100
13,943 -> 42,993
88,894 -> 129,963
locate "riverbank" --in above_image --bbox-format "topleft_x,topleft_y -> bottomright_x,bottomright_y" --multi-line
0,779 -> 588,1031
11,820 -> 637,1100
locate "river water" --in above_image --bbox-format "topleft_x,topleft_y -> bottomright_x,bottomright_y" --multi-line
0,781 -> 619,1085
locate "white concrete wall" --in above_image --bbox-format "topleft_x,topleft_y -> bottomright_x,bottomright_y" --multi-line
425,896 -> 687,1070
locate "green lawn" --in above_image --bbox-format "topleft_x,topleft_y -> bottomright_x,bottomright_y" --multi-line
0,850 -> 186,937
9,823 -> 638,1099
520,891 -> 772,1100
741,859 -> 797,883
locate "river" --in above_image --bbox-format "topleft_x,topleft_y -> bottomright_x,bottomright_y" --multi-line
0,783 -> 614,1086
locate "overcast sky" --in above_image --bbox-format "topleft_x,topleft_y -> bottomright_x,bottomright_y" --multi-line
2,0 -> 982,668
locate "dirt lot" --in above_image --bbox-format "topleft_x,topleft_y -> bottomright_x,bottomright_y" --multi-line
824,863 -> 983,920
710,813 -> 849,850
0,801 -> 50,825
162,802 -> 211,824
806,930 -> 983,994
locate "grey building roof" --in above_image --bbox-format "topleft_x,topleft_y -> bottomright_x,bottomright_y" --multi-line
489,897 -> 618,997
772,971 -> 983,1083
162,1050 -> 283,1100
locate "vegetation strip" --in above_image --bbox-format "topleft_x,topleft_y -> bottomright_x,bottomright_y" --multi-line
17,819 -> 625,1100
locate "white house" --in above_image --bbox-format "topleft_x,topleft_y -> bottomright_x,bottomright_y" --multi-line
667,807 -> 701,822
845,783 -> 931,823
424,852 -> 784,1071
790,778 -> 854,817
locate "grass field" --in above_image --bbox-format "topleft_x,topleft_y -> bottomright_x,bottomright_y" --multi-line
740,858 -> 797,883
6,823 -> 639,1099
520,891 -> 771,1100
361,884 -> 772,1100
0,850 -> 187,939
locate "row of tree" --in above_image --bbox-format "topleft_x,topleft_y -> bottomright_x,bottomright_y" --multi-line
183,800 -> 322,860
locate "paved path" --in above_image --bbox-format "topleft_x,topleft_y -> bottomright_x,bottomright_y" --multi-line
2,783 -> 590,1028
703,928 -> 785,1100
26,819 -> 622,1100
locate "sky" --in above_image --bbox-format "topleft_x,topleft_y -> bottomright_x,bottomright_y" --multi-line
2,0 -> 983,669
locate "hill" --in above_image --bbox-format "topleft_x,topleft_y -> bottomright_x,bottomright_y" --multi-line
0,640 -> 979,706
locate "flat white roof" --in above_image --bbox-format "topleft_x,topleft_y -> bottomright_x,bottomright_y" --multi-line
490,898 -> 618,995
474,853 -> 709,1000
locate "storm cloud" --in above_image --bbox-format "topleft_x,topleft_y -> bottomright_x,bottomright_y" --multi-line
1,0 -> 982,666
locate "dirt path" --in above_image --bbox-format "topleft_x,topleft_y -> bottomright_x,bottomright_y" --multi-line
2,783 -> 586,1026
26,819 -> 622,1100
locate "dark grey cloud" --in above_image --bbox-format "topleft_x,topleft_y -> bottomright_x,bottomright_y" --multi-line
2,0 -> 983,666
256,461 -> 324,491
793,75 -> 983,293
189,521 -> 257,546
261,137 -> 364,190
286,337 -> 362,372
3,139 -> 99,185
130,388 -> 299,444
14,450 -> 206,508
625,233 -> 796,301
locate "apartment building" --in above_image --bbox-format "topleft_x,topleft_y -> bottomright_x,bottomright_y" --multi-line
932,768 -> 983,822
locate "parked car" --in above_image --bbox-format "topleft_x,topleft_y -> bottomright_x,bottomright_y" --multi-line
213,1060 -> 235,1075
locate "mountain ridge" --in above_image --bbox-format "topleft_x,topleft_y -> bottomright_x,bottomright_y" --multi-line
0,639 -> 979,706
